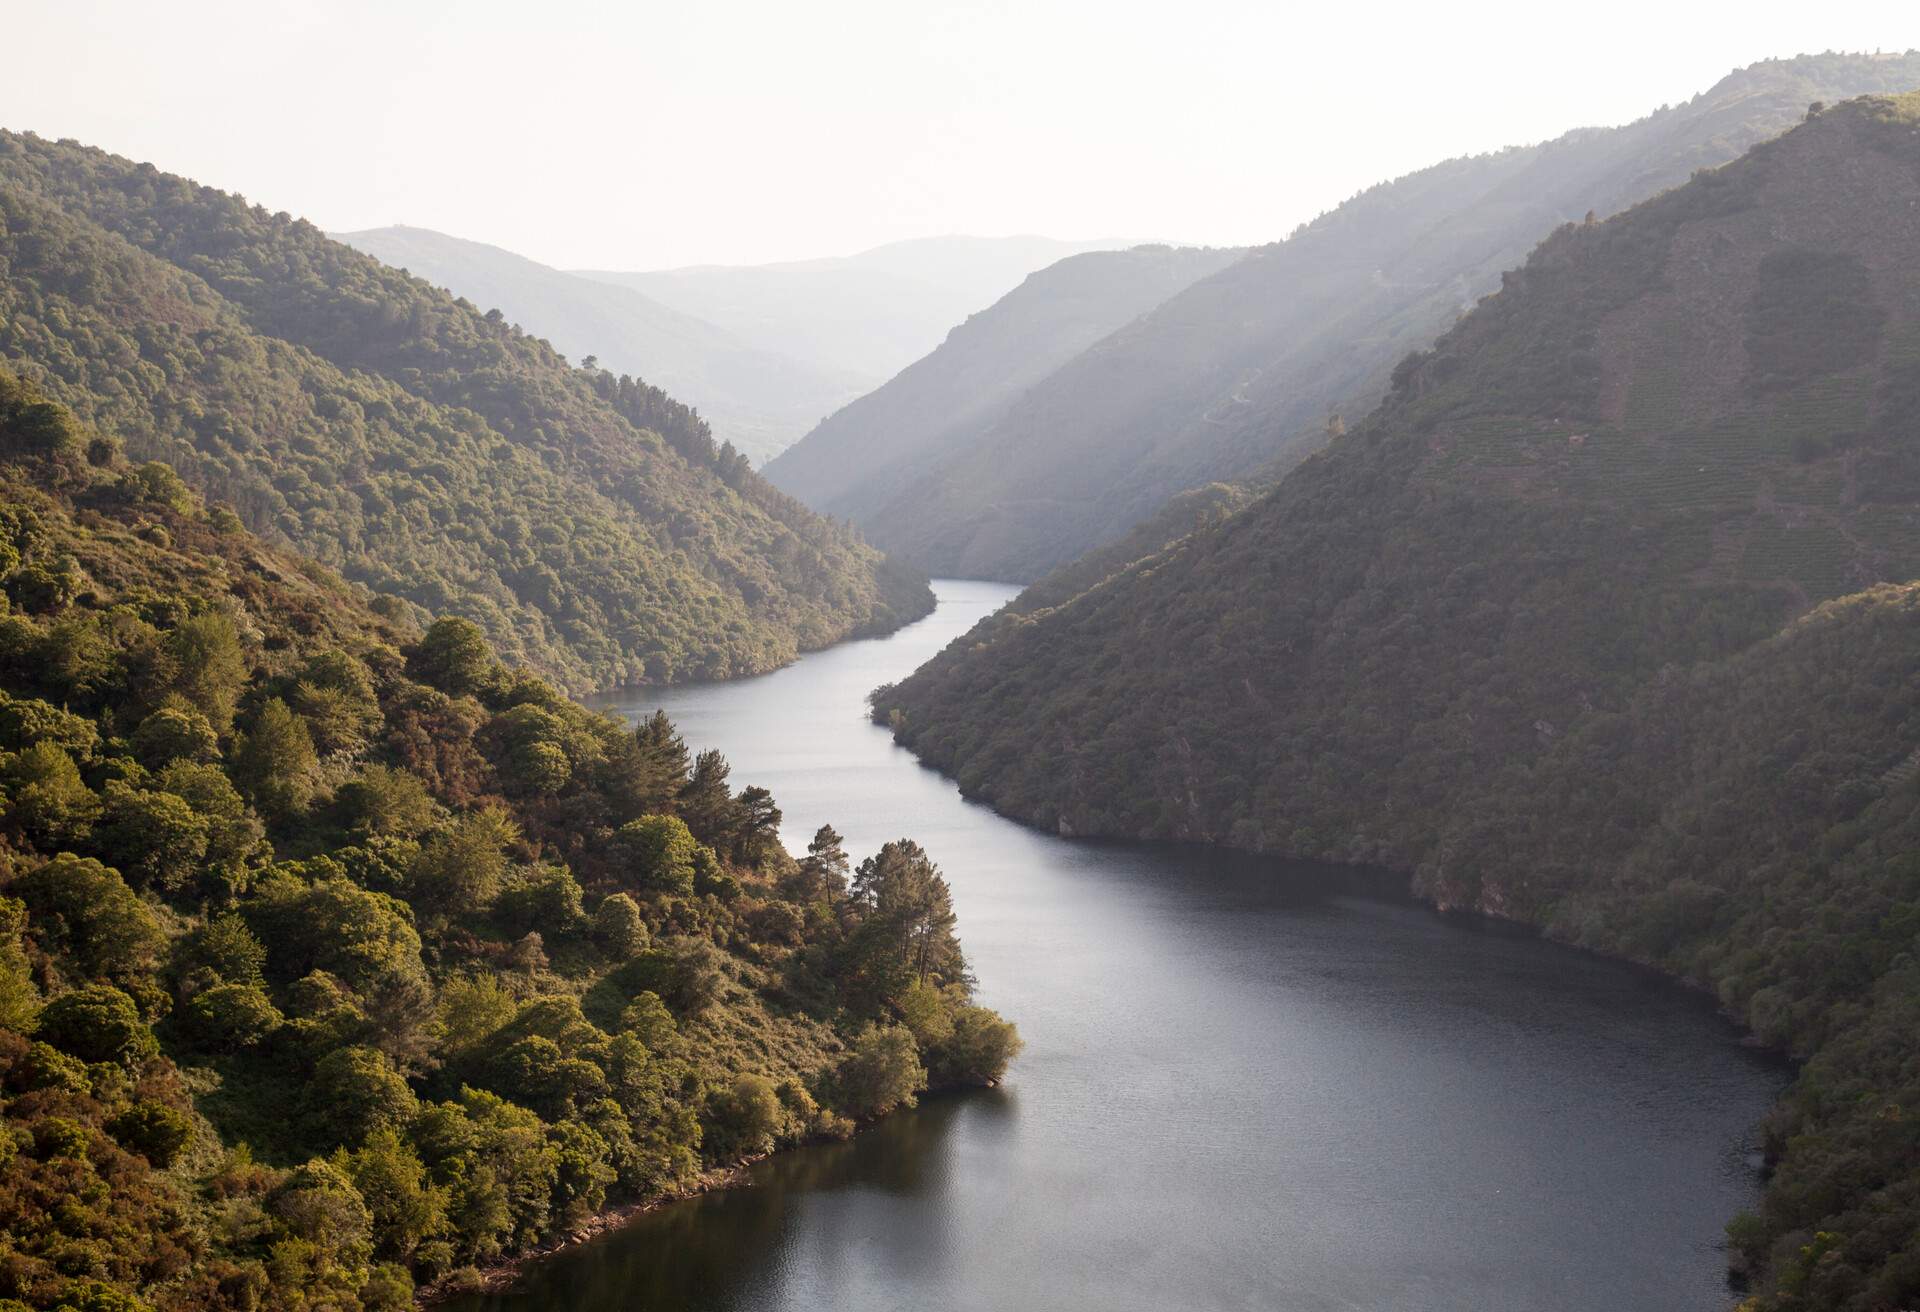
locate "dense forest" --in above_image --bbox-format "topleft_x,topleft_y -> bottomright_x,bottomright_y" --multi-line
876,93 -> 1920,1309
833,52 -> 1920,582
0,132 -> 931,695
0,369 -> 1016,1311
762,244 -> 1241,517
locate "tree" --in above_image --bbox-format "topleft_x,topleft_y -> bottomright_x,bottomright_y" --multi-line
165,613 -> 248,730
409,618 -> 503,700
289,650 -> 381,756
184,982 -> 284,1051
95,782 -> 210,892
106,1100 -> 194,1167
704,1073 -> 782,1160
341,1127 -> 449,1266
15,855 -> 164,985
930,1005 -> 1023,1087
733,786 -> 781,863
155,761 -> 265,879
493,865 -> 587,939
410,809 -> 518,917
130,700 -> 219,768
335,764 -> 438,839
679,749 -> 737,845
605,710 -> 688,818
2,741 -> 99,846
591,893 -> 648,959
842,840 -> 966,1014
312,1047 -> 419,1143
270,1157 -> 374,1268
36,985 -> 157,1066
789,823 -> 849,901
232,698 -> 320,819
179,913 -> 268,987
833,1024 -> 926,1119
614,815 -> 698,896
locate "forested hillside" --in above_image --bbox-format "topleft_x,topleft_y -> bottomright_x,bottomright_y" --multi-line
335,227 -> 867,464
0,369 -> 1015,1311
0,132 -> 930,694
876,94 -> 1920,1309
853,51 -> 1920,581
763,244 -> 1239,517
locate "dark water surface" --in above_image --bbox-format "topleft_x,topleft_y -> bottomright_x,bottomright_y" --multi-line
451,580 -> 1786,1312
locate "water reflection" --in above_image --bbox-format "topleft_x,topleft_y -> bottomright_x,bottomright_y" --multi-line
446,582 -> 1787,1312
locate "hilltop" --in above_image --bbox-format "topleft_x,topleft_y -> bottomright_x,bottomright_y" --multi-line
0,131 -> 930,694
875,94 -> 1920,1308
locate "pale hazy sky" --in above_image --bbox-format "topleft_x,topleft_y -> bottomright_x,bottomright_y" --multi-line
5,1 -> 1916,270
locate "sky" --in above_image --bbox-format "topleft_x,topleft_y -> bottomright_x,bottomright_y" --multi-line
5,0 -> 1918,270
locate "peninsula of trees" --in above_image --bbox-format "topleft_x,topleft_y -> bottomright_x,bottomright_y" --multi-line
0,370 -> 1016,1311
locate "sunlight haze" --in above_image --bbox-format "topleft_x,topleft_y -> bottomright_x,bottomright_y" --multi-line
6,0 -> 1915,268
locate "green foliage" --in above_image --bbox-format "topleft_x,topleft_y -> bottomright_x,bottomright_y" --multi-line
232,698 -> 321,820
0,379 -> 1002,1309
833,1025 -> 927,1120
106,1101 -> 193,1168
130,701 -> 218,768
37,986 -> 156,1067
0,130 -> 929,692
616,814 -> 698,896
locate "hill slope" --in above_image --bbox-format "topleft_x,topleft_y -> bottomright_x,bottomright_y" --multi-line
579,234 -> 1141,384
0,131 -> 930,692
0,367 -> 1013,1310
856,52 -> 1920,581
762,244 -> 1241,515
334,226 -> 867,464
875,94 -> 1920,1308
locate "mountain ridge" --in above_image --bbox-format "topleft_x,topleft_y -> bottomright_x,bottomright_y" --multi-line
0,130 -> 931,693
847,51 -> 1920,582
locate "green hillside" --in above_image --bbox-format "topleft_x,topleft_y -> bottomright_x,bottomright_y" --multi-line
762,244 -> 1241,515
0,369 -> 1014,1311
853,52 -> 1920,582
0,132 -> 930,694
875,94 -> 1920,1309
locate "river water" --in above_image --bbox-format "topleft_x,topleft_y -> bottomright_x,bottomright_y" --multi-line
451,580 -> 1785,1312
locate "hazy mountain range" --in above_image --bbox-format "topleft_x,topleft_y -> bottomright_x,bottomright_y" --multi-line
781,51 -> 1920,581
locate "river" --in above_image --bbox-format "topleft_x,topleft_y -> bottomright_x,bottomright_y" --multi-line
448,579 -> 1786,1312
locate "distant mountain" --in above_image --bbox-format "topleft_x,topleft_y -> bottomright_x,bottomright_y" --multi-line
0,131 -> 930,692
875,93 -> 1920,1307
762,244 -> 1241,516
852,51 -> 1920,581
578,234 -> 1142,385
333,226 -> 867,464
